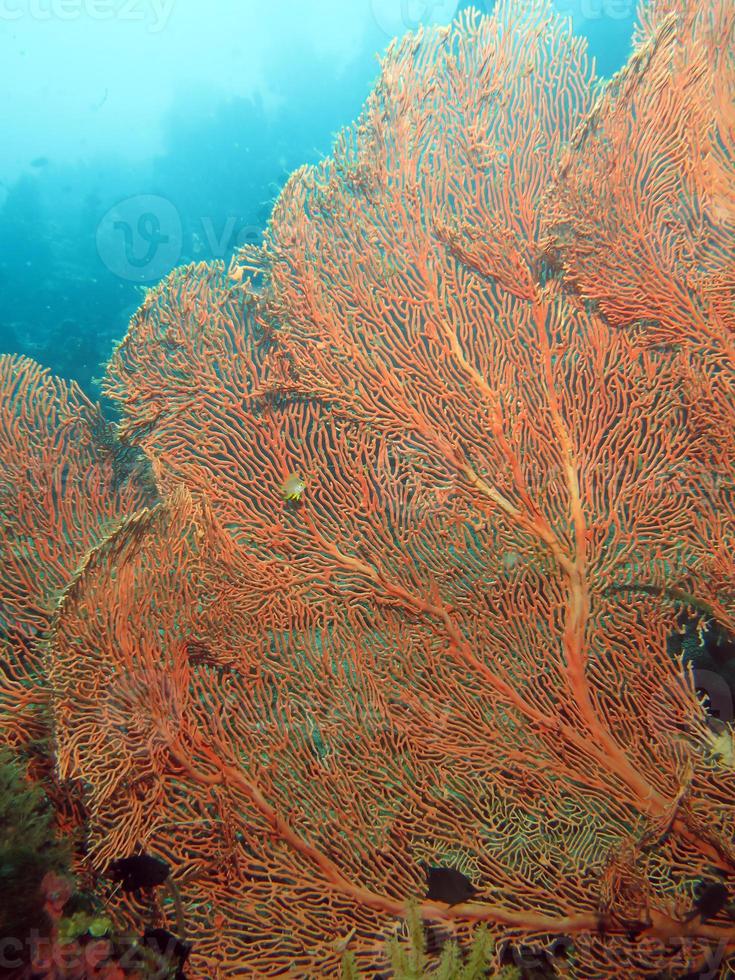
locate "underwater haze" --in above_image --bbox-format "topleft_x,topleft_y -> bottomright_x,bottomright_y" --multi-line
0,0 -> 635,393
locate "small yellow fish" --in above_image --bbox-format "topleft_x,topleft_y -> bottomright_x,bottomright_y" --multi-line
281,473 -> 306,502
703,720 -> 735,770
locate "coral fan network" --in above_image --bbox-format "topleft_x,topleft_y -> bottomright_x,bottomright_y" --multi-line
0,0 -> 733,976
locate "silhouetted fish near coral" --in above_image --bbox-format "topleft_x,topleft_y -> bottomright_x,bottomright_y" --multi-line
684,880 -> 729,923
422,863 -> 479,905
142,927 -> 192,979
107,853 -> 170,892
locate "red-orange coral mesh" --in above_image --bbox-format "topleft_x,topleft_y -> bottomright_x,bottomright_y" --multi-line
1,0 -> 732,977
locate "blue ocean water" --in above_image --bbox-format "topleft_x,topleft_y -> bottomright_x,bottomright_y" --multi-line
0,0 -> 634,393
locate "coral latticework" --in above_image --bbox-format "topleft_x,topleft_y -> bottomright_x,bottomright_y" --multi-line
0,354 -> 155,846
1,0 -> 733,977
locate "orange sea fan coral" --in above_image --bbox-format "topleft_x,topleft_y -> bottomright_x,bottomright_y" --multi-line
542,0 -> 735,488
0,354 -> 155,793
546,0 -> 734,338
541,0 -> 735,637
39,1 -> 735,977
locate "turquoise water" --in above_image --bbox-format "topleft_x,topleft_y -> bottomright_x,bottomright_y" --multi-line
0,1 -> 633,395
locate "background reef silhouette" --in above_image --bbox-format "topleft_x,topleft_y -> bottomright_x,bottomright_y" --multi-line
1,0 -> 734,976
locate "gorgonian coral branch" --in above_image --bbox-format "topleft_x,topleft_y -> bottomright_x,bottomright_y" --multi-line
39,1 -> 735,976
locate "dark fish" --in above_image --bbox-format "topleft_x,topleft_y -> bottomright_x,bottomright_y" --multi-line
423,863 -> 478,905
30,156 -> 49,168
684,881 -> 729,923
142,927 -> 192,978
108,853 -> 170,892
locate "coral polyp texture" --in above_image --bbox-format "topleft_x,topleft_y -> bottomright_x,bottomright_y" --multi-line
0,354 -> 154,803
1,0 -> 733,977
